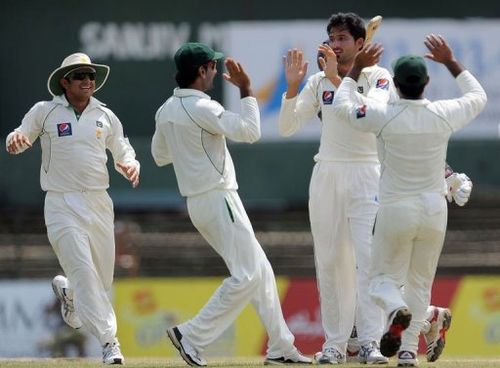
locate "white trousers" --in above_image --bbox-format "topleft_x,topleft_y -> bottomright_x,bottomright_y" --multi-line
180,189 -> 296,358
309,161 -> 384,352
369,194 -> 447,353
44,191 -> 118,346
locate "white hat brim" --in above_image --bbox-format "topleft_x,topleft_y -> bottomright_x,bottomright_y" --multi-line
47,63 -> 110,97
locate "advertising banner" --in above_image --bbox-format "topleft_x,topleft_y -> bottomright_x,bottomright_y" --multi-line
0,276 -> 498,357
222,19 -> 500,141
0,280 -> 100,357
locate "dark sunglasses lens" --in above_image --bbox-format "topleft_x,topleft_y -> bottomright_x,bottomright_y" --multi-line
71,72 -> 96,81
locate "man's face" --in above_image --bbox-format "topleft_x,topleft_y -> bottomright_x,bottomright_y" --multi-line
61,67 -> 96,100
328,26 -> 364,65
202,60 -> 218,91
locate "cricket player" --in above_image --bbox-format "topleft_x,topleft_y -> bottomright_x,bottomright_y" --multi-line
316,44 -> 471,364
6,52 -> 140,365
151,42 -> 311,367
332,35 -> 486,367
279,13 -> 390,364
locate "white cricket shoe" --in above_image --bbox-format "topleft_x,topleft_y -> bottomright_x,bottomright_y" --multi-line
51,275 -> 83,329
167,326 -> 207,366
102,342 -> 124,365
424,307 -> 452,362
358,341 -> 389,364
314,347 -> 346,364
380,308 -> 412,357
397,350 -> 418,367
265,350 -> 312,365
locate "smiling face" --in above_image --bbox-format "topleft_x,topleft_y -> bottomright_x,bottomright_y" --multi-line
60,67 -> 96,102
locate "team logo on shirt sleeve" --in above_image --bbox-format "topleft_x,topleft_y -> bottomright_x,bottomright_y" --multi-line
57,122 -> 72,137
356,105 -> 367,119
322,90 -> 334,105
357,86 -> 364,93
376,78 -> 389,90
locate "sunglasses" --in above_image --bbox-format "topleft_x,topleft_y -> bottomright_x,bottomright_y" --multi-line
68,71 -> 96,81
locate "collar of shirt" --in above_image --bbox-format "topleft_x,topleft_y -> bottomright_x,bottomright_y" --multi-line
52,94 -> 106,110
395,98 -> 431,106
173,87 -> 211,100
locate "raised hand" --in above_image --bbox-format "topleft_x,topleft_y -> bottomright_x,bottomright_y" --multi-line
318,43 -> 340,85
424,34 -> 463,77
424,34 -> 454,64
347,43 -> 383,81
223,58 -> 251,88
283,48 -> 309,97
223,58 -> 252,97
354,43 -> 384,69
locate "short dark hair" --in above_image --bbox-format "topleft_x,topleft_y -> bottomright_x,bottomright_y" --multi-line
175,63 -> 210,88
326,12 -> 366,41
395,80 -> 426,99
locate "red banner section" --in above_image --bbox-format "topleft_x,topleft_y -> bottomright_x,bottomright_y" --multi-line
260,277 -> 462,356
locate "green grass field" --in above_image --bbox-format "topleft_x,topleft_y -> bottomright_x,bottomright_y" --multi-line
1,357 -> 500,367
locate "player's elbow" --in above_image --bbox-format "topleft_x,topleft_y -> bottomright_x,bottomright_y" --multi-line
247,128 -> 261,144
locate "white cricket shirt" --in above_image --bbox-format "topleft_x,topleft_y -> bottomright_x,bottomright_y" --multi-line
278,66 -> 393,163
333,71 -> 487,203
6,95 -> 139,192
151,88 -> 260,197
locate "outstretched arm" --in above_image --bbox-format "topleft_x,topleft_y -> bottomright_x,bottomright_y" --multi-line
424,34 -> 464,77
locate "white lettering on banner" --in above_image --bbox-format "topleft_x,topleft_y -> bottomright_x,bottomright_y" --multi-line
198,22 -> 225,49
80,22 -> 191,60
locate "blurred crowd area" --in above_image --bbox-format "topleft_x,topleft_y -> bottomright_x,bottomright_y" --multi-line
1,196 -> 499,279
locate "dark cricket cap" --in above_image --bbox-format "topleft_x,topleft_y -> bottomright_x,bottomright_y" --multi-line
174,42 -> 224,72
392,54 -> 428,86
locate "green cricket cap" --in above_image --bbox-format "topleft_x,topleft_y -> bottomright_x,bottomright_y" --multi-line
392,54 -> 428,86
174,42 -> 224,72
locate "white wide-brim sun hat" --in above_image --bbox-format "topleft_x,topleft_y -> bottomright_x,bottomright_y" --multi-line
47,52 -> 110,97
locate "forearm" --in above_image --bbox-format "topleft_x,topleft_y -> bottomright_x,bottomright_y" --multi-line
285,83 -> 300,99
444,59 -> 464,78
239,86 -> 253,99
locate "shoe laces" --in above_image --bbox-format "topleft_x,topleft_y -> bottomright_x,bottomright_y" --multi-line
103,342 -> 121,357
62,289 -> 76,313
361,341 -> 379,356
323,347 -> 344,360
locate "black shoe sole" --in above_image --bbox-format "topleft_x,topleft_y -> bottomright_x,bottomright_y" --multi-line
427,311 -> 452,362
380,309 -> 412,357
167,327 -> 205,367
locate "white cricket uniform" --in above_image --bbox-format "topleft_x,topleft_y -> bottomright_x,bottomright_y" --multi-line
333,71 -> 486,353
6,94 -> 139,345
278,66 -> 392,352
151,88 -> 298,358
